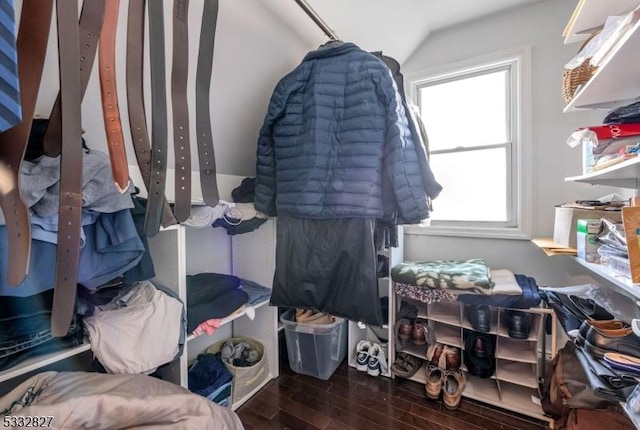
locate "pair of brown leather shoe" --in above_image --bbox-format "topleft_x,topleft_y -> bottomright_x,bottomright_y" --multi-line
399,319 -> 429,345
424,366 -> 465,409
426,343 -> 460,370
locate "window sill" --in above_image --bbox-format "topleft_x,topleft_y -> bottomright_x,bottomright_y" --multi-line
405,224 -> 531,240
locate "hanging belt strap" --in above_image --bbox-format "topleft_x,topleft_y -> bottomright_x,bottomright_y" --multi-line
145,0 -> 169,236
0,0 -> 53,286
125,0 -> 176,228
51,0 -> 83,337
43,0 -> 105,157
171,0 -> 191,222
99,0 -> 129,194
195,0 -> 220,207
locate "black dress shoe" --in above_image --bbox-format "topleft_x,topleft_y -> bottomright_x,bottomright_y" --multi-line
468,305 -> 491,333
506,310 -> 531,339
576,320 -> 627,346
585,326 -> 640,359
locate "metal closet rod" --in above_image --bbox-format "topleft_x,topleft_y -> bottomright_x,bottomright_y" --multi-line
294,0 -> 339,41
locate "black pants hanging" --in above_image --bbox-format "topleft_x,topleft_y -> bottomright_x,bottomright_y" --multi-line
271,216 -> 382,326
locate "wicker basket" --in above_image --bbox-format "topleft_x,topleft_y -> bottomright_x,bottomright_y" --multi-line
562,31 -> 600,103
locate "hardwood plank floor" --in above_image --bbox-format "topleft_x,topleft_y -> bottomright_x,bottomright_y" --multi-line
236,361 -> 551,430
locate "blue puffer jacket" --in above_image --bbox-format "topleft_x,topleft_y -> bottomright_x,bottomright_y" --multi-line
255,42 -> 429,223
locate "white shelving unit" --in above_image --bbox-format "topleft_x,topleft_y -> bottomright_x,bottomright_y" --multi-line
564,5 -> 640,112
147,206 -> 279,410
563,0 -> 640,44
0,173 -> 279,409
391,300 -> 556,426
562,2 -> 640,426
347,227 -> 404,378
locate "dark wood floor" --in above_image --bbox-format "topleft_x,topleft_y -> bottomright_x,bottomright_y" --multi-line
236,361 -> 551,430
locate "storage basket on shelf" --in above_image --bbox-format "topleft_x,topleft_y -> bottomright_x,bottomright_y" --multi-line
206,336 -> 269,405
280,309 -> 348,380
562,31 -> 600,103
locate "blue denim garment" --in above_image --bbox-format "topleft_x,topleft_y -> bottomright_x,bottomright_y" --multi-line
188,353 -> 233,399
0,314 -> 51,341
0,334 -> 81,371
0,209 -> 144,297
456,274 -> 541,309
0,330 -> 53,358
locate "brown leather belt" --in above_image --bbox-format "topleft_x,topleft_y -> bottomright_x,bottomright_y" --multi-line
145,0 -> 169,236
195,0 -> 220,207
51,0 -> 83,337
125,0 -> 176,228
0,0 -> 53,286
99,0 -> 129,194
43,0 -> 105,158
171,0 -> 191,222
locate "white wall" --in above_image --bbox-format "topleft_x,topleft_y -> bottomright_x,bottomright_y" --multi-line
27,0 -> 325,180
401,0 -> 627,289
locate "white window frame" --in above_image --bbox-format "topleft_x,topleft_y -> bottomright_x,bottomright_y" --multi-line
405,46 -> 532,240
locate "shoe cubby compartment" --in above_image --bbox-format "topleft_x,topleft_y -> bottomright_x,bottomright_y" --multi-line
462,305 -> 499,334
430,321 -> 462,348
348,325 -> 390,377
496,337 -> 538,363
495,359 -> 538,389
427,301 -> 462,325
462,371 -> 501,404
497,310 -> 540,341
399,338 -> 429,359
497,381 -> 543,418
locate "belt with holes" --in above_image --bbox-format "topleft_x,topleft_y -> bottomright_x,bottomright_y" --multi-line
125,0 -> 176,228
0,0 -> 54,287
145,0 -> 169,236
195,0 -> 220,207
51,0 -> 84,337
171,0 -> 191,222
99,0 -> 129,194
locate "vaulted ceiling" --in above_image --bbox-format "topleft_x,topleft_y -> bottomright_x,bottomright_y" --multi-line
305,0 -> 549,63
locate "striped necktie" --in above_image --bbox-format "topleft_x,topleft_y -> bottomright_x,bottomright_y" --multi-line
0,0 -> 20,132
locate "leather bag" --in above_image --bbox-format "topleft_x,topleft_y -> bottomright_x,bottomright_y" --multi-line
541,340 -> 620,420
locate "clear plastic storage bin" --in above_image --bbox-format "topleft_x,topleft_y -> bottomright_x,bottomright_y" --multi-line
280,309 -> 348,380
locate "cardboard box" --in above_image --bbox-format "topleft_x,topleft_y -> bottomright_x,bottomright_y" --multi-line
576,219 -> 601,263
553,206 -> 622,248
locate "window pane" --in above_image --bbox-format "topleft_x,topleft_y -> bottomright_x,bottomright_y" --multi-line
429,148 -> 507,222
418,70 -> 508,151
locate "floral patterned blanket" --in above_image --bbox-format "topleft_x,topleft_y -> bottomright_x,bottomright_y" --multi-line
391,259 -> 494,295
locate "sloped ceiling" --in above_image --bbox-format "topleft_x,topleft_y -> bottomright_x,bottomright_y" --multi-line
305,0 -> 547,63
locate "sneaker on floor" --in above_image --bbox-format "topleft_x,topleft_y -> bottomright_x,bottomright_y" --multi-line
355,340 -> 372,372
367,343 -> 388,377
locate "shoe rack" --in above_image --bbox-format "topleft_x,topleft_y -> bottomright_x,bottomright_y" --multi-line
347,227 -> 404,378
391,297 -> 557,426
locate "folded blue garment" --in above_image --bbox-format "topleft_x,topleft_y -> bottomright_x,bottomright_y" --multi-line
239,278 -> 272,305
0,209 -> 144,297
456,274 -> 541,308
188,353 -> 234,399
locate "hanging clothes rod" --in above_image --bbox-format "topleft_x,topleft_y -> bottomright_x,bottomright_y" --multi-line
293,0 -> 339,41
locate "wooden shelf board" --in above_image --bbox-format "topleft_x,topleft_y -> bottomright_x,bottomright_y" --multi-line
400,342 -> 429,361
461,321 -> 499,336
